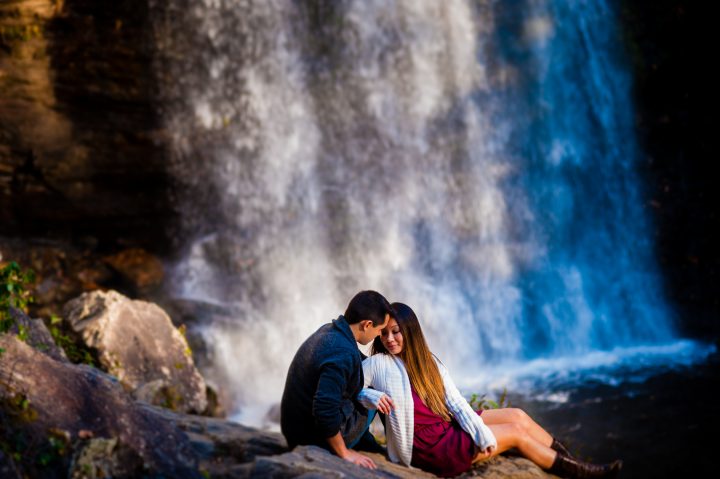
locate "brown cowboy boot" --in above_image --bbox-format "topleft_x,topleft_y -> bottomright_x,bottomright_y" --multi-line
551,437 -> 573,457
547,452 -> 623,479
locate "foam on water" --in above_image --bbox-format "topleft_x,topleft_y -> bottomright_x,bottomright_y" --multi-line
455,339 -> 717,400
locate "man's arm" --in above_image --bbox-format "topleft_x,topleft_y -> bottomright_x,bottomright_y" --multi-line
325,432 -> 376,469
313,352 -> 376,469
312,357 -> 350,437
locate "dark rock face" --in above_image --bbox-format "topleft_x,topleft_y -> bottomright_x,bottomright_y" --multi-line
101,248 -> 166,294
0,449 -> 21,479
141,403 -> 289,476
0,0 -> 176,252
617,0 -> 719,338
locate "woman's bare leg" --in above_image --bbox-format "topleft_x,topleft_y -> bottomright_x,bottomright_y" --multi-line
480,408 -> 553,448
472,423 -> 556,469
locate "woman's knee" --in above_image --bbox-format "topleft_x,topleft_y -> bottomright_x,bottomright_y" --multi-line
507,408 -> 530,426
506,422 -> 529,447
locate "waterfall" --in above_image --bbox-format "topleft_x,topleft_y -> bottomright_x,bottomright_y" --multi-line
152,0 -> 683,426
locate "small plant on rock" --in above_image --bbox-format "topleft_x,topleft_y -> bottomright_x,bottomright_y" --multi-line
1,261 -> 35,330
468,387 -> 510,411
1,261 -> 36,354
46,314 -> 96,366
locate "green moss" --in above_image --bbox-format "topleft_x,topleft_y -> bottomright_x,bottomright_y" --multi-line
178,324 -> 193,357
149,384 -> 184,411
2,392 -> 38,424
46,313 -> 97,366
0,261 -> 35,344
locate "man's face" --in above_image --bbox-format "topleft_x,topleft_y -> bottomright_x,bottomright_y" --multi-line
358,313 -> 391,345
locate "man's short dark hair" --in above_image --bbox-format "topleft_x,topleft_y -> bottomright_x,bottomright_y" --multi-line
344,290 -> 394,326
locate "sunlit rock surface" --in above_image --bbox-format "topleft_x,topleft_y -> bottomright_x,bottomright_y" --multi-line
0,334 -> 202,479
63,289 -> 208,414
245,445 -> 555,479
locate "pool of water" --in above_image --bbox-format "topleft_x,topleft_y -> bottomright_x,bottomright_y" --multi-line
477,340 -> 719,478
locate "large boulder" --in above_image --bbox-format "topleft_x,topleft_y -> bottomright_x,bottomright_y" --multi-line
0,333 -> 203,479
244,445 -> 554,479
462,454 -> 555,478
62,290 -> 207,414
248,445 -> 437,478
141,403 -> 288,477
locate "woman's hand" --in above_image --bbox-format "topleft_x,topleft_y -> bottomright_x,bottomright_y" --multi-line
472,445 -> 495,464
476,445 -> 495,461
376,394 -> 395,415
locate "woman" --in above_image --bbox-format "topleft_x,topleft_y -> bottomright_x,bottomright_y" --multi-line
358,302 -> 622,478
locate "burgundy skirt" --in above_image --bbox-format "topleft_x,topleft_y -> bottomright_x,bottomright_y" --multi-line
410,387 -> 483,478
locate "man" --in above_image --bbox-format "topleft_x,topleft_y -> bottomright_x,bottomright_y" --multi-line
280,290 -> 394,469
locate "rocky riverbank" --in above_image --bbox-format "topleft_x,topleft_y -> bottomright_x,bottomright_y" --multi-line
0,285 -> 555,478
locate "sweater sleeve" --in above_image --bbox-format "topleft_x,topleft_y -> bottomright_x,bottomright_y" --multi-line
361,356 -> 375,388
312,350 -> 353,438
438,361 -> 498,450
357,357 -> 385,409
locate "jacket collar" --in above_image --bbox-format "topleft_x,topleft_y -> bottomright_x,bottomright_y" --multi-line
332,314 -> 357,346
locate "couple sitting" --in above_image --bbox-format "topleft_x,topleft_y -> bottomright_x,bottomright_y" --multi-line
280,291 -> 622,478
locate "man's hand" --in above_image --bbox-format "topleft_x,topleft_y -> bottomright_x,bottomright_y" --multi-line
341,449 -> 377,469
376,394 -> 395,415
326,432 -> 376,469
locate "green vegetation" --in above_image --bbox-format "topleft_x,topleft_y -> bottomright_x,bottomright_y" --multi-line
47,314 -> 96,366
156,385 -> 183,411
1,261 -> 96,365
0,401 -> 71,471
36,428 -> 70,467
178,323 -> 193,357
1,261 -> 36,353
1,261 -> 35,329
1,262 -> 79,473
468,387 -> 510,411
2,391 -> 37,424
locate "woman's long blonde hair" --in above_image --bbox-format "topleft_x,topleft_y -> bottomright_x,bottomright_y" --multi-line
372,302 -> 451,422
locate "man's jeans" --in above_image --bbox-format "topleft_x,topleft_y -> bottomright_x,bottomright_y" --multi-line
346,409 -> 377,449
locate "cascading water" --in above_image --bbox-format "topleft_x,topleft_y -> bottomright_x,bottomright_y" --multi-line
151,0 -> 712,426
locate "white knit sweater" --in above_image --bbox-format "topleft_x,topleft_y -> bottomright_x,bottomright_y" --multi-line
357,353 -> 497,466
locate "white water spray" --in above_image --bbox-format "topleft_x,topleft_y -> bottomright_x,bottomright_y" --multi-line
152,0 -> 696,427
